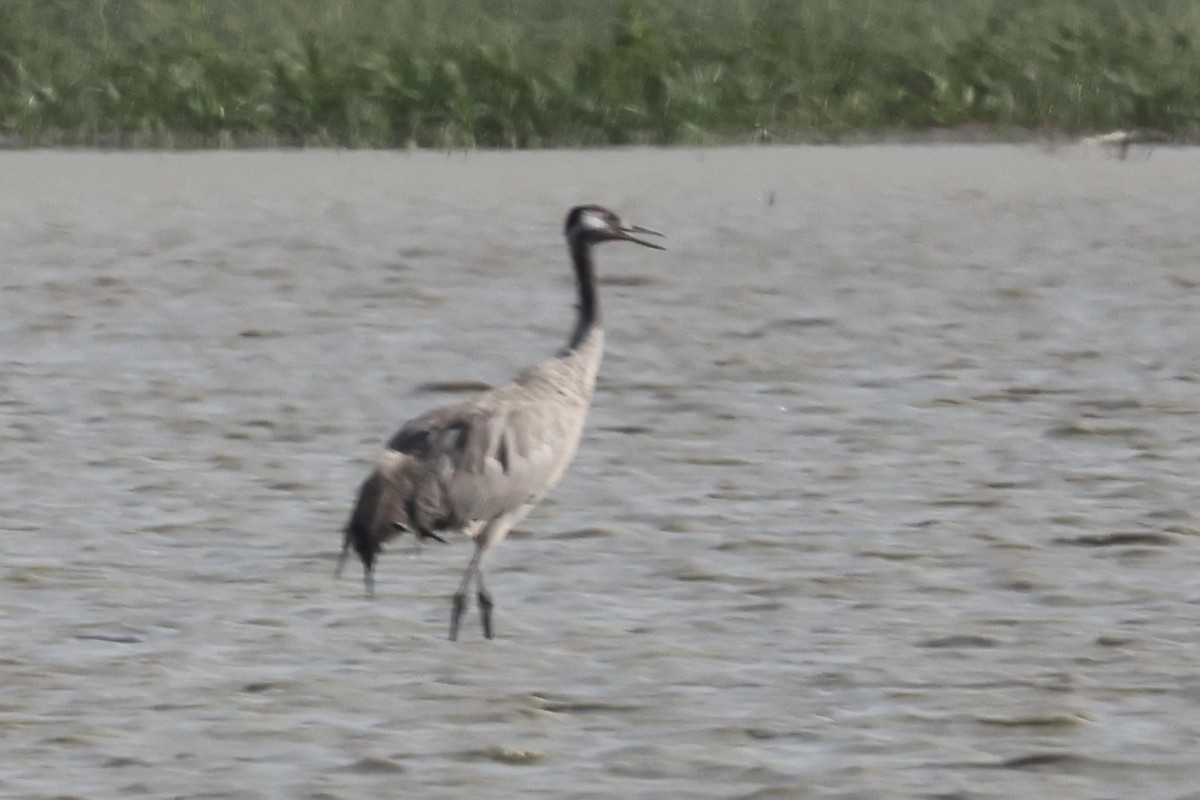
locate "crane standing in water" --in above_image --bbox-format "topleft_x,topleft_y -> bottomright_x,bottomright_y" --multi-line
337,206 -> 665,640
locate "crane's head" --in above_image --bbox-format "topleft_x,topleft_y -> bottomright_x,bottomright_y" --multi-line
565,205 -> 665,250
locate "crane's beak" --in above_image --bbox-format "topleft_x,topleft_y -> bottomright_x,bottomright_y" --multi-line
619,224 -> 667,250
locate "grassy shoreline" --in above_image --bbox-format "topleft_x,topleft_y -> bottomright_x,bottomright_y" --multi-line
2,0 -> 1198,148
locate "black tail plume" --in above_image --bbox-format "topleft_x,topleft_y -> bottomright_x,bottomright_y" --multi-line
339,472 -> 386,597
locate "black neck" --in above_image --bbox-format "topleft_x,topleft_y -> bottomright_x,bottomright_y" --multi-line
565,236 -> 599,352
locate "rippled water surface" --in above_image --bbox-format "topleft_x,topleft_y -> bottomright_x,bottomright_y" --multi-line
3,145 -> 1200,799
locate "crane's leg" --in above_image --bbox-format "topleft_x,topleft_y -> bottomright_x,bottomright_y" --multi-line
448,508 -> 529,641
477,573 -> 495,640
450,542 -> 485,641
449,592 -> 466,641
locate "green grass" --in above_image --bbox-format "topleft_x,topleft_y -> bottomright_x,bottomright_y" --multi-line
1,0 -> 1198,147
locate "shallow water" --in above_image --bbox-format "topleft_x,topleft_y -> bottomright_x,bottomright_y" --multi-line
3,144 -> 1200,799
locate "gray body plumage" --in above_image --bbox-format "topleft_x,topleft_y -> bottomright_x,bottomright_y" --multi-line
350,329 -> 602,569
338,205 -> 662,640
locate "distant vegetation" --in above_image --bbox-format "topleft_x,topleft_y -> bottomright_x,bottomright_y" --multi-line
1,0 -> 1198,147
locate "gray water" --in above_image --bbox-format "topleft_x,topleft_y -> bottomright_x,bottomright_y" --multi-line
3,145 -> 1200,799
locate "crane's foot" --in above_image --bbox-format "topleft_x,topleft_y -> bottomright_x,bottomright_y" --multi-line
478,589 -> 495,640
449,591 -> 467,641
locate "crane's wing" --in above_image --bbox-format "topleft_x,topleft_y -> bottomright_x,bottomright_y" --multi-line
384,386 -> 588,526
340,378 -> 590,592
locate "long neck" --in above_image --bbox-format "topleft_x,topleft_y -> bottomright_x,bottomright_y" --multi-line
565,237 -> 599,351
